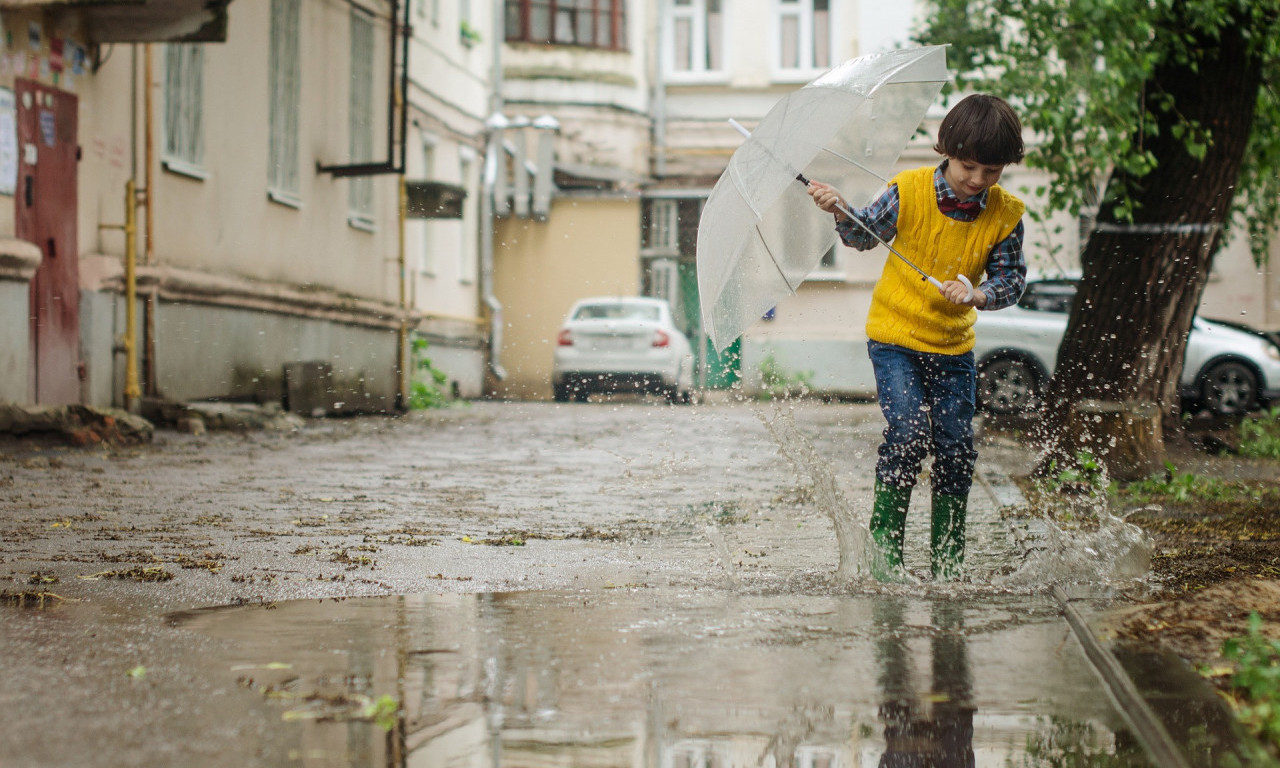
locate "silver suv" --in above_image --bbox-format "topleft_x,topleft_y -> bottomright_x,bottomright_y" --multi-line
972,279 -> 1280,415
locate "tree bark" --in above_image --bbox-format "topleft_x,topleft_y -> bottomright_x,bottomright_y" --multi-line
1035,15 -> 1263,481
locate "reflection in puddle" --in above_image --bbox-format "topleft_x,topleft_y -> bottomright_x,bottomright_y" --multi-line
170,590 -> 1159,767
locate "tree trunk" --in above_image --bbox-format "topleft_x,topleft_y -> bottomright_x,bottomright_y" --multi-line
1035,16 -> 1263,482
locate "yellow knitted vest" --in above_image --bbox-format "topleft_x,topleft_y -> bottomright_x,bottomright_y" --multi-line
865,166 -> 1025,355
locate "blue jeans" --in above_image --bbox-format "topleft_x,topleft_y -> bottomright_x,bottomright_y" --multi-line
868,341 -> 977,497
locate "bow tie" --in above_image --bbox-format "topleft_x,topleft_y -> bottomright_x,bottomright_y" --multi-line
939,197 -> 981,215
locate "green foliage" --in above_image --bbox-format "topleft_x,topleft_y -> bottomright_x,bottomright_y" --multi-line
1040,449 -> 1105,496
1120,461 -> 1255,503
1221,613 -> 1280,761
459,20 -> 482,45
756,352 -> 814,400
362,694 -> 400,732
1240,407 -> 1280,459
408,336 -> 451,410
916,0 -> 1280,263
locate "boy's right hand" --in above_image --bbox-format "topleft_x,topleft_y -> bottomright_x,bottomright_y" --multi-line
808,181 -> 846,220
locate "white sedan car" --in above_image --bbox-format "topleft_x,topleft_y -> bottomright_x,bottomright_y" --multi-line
552,297 -> 695,404
973,279 -> 1280,415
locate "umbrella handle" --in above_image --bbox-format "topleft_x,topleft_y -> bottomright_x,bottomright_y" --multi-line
925,274 -> 975,303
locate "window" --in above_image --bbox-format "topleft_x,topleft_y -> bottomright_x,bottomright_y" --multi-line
775,0 -> 830,75
458,148 -> 476,284
348,9 -> 375,228
667,0 -> 723,77
163,43 -> 204,176
419,139 -> 436,274
648,199 -> 679,253
505,0 -> 627,50
268,0 -> 302,204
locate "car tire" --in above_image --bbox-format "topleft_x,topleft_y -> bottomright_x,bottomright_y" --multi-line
977,357 -> 1041,415
1199,359 -> 1259,415
553,382 -> 571,403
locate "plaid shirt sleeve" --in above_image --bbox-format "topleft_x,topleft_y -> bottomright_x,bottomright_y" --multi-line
834,184 -> 899,250
977,220 -> 1026,312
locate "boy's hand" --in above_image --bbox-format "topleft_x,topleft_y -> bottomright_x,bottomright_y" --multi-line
808,181 -> 846,220
940,280 -> 987,308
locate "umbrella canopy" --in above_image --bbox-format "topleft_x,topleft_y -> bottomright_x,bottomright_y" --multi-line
696,46 -> 950,352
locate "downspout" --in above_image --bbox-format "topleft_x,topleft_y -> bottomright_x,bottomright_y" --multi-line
652,3 -> 667,179
396,177 -> 408,410
142,44 -> 157,398
481,0 -> 507,382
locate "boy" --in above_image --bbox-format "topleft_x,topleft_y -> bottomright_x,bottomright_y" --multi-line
808,93 -> 1026,581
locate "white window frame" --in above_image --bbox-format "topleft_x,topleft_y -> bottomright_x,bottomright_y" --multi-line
418,137 -> 437,275
664,0 -> 727,83
772,0 -> 832,82
162,43 -> 205,179
648,199 -> 679,254
458,146 -> 477,285
348,8 -> 376,230
268,0 -> 302,206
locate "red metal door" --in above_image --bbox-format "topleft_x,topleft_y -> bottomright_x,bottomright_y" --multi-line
17,79 -> 80,405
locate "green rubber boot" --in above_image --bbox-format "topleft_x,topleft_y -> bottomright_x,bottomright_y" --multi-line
931,493 -> 968,581
869,481 -> 911,582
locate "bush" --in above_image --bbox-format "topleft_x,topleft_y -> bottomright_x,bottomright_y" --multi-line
1220,613 -> 1280,764
408,337 -> 450,410
1240,408 -> 1280,460
756,352 -> 814,400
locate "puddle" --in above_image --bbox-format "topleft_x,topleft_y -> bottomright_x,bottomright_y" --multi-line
170,589 -> 1165,767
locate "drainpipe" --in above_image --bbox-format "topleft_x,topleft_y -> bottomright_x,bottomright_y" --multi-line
481,0 -> 508,383
652,3 -> 667,178
397,176 -> 409,409
481,111 -> 508,383
142,44 -> 158,398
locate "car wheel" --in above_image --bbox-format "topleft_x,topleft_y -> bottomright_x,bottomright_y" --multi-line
553,382 -> 570,403
977,357 -> 1041,415
1199,360 -> 1259,415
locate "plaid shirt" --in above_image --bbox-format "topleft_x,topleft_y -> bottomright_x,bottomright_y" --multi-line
834,162 -> 1026,311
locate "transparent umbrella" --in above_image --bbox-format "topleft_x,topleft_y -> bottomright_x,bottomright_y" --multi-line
696,45 -> 951,352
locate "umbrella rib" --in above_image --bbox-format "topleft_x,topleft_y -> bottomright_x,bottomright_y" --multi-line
816,147 -> 890,184
754,223 -> 800,294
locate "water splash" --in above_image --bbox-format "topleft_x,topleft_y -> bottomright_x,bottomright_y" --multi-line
997,508 -> 1153,587
995,452 -> 1153,586
756,402 -> 872,582
753,400 -> 1153,591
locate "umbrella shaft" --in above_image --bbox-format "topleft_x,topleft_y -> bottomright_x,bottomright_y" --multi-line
829,196 -> 942,289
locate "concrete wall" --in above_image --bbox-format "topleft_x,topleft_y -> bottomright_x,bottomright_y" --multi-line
0,280 -> 31,402
491,196 -> 642,399
154,301 -> 398,409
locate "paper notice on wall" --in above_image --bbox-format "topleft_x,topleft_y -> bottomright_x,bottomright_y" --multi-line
0,88 -> 15,196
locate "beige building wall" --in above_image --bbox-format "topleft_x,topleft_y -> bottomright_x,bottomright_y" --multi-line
491,197 -> 642,399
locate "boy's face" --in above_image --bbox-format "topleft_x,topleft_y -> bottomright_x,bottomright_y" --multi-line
944,157 -> 1006,200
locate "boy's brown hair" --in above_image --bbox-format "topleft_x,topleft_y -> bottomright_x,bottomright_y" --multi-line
933,94 -> 1025,166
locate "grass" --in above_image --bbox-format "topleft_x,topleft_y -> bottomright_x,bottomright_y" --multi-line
1240,408 -> 1280,460
1218,613 -> 1280,766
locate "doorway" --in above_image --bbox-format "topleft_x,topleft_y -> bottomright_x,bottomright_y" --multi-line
17,78 -> 80,405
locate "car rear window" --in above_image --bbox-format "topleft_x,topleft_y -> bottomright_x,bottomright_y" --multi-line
574,303 -> 660,322
1019,283 -> 1076,313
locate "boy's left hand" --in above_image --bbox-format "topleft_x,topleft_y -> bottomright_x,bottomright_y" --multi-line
939,280 -> 987,308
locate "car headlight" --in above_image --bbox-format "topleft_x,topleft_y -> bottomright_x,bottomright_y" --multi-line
1268,344 -> 1280,362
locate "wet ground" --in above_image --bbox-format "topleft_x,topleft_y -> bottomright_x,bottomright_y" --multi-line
0,399 -> 1250,766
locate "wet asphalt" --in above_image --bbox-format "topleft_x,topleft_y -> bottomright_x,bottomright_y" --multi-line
0,398 -> 1227,766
